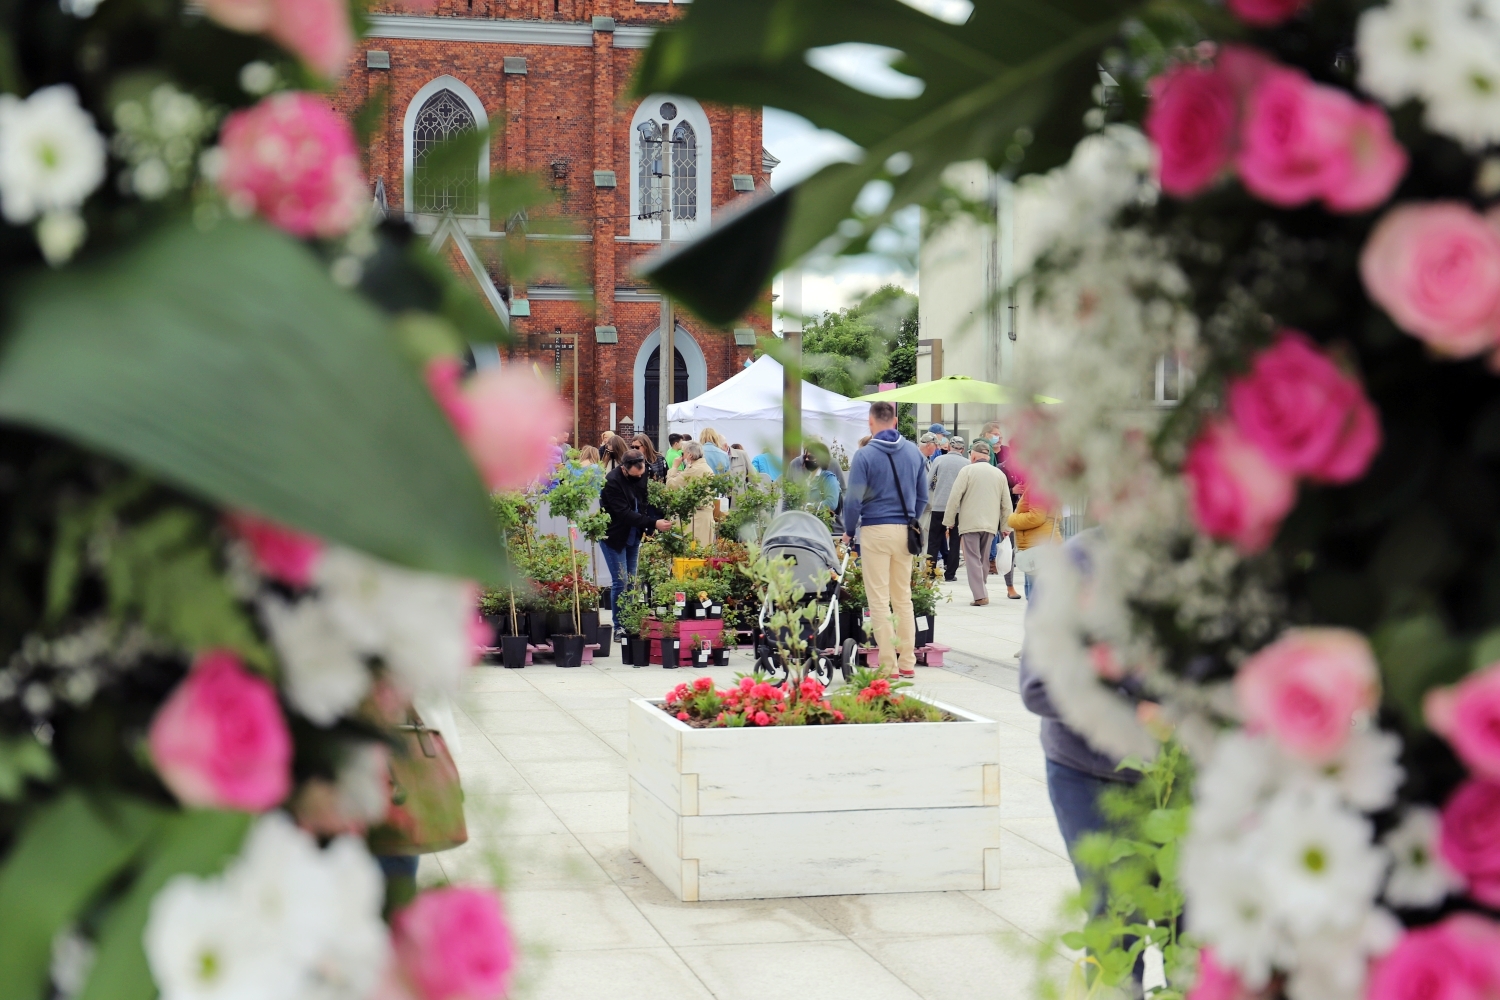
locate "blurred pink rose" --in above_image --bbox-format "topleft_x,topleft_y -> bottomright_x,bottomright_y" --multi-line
1441,778 -> 1500,906
1188,949 -> 1248,1000
1145,63 -> 1239,198
1325,102 -> 1408,213
1237,69 -> 1399,210
1227,330 -> 1381,483
225,511 -> 323,587
425,359 -> 571,491
217,92 -> 366,239
204,0 -> 352,77
1426,663 -> 1500,780
1235,627 -> 1380,761
393,887 -> 516,1000
1361,203 -> 1500,357
1184,417 -> 1296,554
267,0 -> 354,78
148,650 -> 292,811
1367,916 -> 1500,1000
1227,0 -> 1311,26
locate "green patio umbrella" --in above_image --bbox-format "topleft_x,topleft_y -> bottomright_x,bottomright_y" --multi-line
854,376 -> 1060,405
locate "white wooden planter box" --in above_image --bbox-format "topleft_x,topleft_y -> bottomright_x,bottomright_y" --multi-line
627,696 -> 1002,901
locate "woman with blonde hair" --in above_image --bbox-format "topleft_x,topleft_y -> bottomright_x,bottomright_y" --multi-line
600,434 -> 629,473
698,427 -> 731,475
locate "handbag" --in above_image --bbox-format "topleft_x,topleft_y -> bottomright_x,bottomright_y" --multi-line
366,707 -> 469,856
883,451 -> 924,555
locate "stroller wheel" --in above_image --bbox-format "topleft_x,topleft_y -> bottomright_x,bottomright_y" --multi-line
812,655 -> 834,686
840,638 -> 858,682
756,654 -> 788,684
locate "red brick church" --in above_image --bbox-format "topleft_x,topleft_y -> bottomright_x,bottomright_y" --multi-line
335,2 -> 771,444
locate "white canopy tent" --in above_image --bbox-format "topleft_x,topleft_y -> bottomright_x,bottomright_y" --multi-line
667,354 -> 871,462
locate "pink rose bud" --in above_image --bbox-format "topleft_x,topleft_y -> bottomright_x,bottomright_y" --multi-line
1184,417 -> 1297,554
1227,330 -> 1381,483
1237,68 -> 1403,212
393,887 -> 516,1000
1426,663 -> 1500,780
225,511 -> 323,588
1367,915 -> 1500,1000
1440,778 -> 1500,907
1235,628 -> 1380,761
1226,0 -> 1311,26
1360,202 -> 1500,357
148,650 -> 293,811
425,359 -> 572,492
217,92 -> 366,239
1145,62 -> 1240,198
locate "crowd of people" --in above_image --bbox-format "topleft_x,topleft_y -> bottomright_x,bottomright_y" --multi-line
585,411 -> 1057,670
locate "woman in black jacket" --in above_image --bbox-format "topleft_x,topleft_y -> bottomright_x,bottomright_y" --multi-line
600,450 -> 671,634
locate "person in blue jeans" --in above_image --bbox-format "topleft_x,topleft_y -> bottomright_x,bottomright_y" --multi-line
598,450 -> 671,636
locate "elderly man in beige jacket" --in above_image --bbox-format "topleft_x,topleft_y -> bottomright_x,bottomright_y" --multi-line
942,440 -> 1014,606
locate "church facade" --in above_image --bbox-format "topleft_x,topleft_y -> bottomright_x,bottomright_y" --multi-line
334,2 -> 770,444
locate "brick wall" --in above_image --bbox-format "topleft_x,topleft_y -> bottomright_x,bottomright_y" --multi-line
336,6 -> 770,446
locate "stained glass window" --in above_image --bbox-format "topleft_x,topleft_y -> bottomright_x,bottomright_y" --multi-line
671,121 -> 697,221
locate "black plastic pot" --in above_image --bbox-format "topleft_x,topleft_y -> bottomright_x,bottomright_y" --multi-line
500,635 -> 529,669
712,647 -> 730,666
595,630 -> 612,659
840,607 -> 866,646
528,612 -> 548,645
619,637 -> 634,665
579,609 -> 600,644
483,613 -> 506,637
629,637 -> 649,668
661,637 -> 680,669
915,612 -> 936,649
553,634 -> 586,668
693,649 -> 711,668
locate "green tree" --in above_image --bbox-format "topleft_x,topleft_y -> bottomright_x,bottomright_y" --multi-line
799,285 -> 919,439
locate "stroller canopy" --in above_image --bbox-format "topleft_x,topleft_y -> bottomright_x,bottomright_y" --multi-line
761,511 -> 839,596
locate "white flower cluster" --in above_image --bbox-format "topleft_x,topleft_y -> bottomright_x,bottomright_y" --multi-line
112,84 -> 217,201
1182,731 -> 1406,1000
144,813 -> 389,1000
0,85 -> 106,264
1358,0 -> 1500,148
0,619 -> 167,719
259,546 -> 475,725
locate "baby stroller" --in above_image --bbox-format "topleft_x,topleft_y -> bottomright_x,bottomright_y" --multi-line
753,510 -> 858,685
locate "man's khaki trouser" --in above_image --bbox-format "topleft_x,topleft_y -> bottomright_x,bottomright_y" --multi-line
860,524 -> 917,673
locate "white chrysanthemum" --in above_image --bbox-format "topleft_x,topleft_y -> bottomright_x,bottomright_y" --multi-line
315,547 -> 473,697
1422,24 -> 1500,148
1191,731 -> 1281,841
0,86 -> 106,224
1382,807 -> 1463,908
1258,786 -> 1387,936
1181,842 -> 1285,988
1284,908 -> 1402,1000
259,595 -> 370,726
1292,729 -> 1404,812
145,814 -> 390,1000
145,876 -> 290,1000
1357,0 -> 1451,106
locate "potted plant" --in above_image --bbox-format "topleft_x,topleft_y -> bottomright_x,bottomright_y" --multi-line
838,552 -> 867,645
710,633 -> 731,666
540,459 -> 605,668
660,617 -> 680,669
690,633 -> 711,668
911,559 -> 945,649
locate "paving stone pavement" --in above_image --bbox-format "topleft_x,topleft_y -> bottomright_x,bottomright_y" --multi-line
426,576 -> 1080,1000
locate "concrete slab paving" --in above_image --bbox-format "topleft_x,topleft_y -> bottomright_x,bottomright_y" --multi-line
424,575 -> 1081,999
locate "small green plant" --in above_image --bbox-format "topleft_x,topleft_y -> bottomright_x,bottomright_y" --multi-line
745,548 -> 824,686
541,462 -> 605,633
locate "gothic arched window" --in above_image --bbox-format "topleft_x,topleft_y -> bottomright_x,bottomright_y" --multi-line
412,89 -> 478,215
636,120 -> 663,220
671,121 -> 697,221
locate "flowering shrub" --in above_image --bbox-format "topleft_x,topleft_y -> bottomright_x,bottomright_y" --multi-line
660,669 -> 945,728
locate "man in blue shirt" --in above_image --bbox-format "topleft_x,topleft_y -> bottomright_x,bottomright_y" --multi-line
841,402 -> 929,678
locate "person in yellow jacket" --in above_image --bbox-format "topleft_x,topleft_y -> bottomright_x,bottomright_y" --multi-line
1007,480 -> 1058,601
666,441 -> 716,548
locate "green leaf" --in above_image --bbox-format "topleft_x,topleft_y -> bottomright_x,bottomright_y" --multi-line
635,0 -> 1138,320
1060,930 -> 1087,950
0,736 -> 57,801
1372,614 -> 1468,727
1141,807 -> 1188,845
79,810 -> 252,1000
0,219 -> 505,583
0,793 -> 163,1000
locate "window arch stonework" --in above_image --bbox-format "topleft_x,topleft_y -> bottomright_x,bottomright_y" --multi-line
413,90 -> 479,215
629,95 -> 712,241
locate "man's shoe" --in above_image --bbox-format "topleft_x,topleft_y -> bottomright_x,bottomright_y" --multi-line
943,575 -> 957,582
988,559 -> 998,576
898,668 -> 916,678
971,598 -> 989,606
